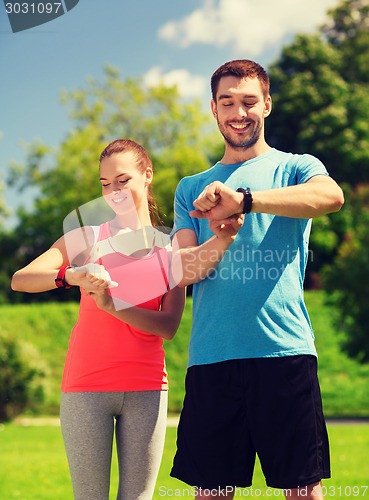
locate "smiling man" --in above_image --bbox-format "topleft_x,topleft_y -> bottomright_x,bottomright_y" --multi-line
212,72 -> 271,157
170,60 -> 344,500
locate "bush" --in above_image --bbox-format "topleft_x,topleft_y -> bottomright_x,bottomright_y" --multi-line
0,330 -> 49,422
323,184 -> 369,363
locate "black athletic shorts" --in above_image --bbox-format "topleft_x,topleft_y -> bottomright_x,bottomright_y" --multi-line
170,355 -> 330,490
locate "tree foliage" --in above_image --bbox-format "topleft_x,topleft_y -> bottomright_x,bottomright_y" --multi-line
323,185 -> 369,362
266,0 -> 369,361
322,0 -> 369,83
267,33 -> 369,186
0,331 -> 48,422
320,0 -> 369,362
0,180 -> 9,230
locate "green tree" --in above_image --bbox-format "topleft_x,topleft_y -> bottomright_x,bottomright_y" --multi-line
266,0 -> 369,360
0,178 -> 9,229
322,0 -> 369,84
0,170 -> 14,302
266,34 -> 369,186
320,0 -> 369,362
0,331 -> 48,422
266,0 -> 369,362
323,185 -> 369,362
265,0 -> 369,274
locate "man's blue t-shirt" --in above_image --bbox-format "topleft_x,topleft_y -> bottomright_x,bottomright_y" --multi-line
173,148 -> 328,367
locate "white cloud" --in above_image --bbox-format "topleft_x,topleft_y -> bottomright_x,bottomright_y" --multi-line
143,66 -> 208,98
158,0 -> 339,56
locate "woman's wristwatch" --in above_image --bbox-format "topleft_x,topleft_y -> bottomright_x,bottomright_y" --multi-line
55,265 -> 73,289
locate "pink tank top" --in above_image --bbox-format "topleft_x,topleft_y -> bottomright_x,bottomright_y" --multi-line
61,223 -> 169,392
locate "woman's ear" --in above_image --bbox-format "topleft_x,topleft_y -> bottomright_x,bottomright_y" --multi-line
145,167 -> 153,185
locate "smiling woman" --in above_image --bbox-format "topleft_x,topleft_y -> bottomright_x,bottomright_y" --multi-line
99,141 -> 155,226
10,138 -> 185,500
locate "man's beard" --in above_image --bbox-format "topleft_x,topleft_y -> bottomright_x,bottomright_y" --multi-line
218,119 -> 262,150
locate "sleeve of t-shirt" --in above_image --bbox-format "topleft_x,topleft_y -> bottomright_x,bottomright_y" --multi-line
296,154 -> 329,184
172,178 -> 197,236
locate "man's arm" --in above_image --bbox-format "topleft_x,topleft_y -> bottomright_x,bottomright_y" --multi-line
191,175 -> 344,220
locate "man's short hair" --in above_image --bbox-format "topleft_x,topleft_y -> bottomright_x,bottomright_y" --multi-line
211,59 -> 270,101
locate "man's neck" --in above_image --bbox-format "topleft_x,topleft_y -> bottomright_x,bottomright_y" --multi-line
220,140 -> 271,165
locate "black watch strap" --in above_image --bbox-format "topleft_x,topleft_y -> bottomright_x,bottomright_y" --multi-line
236,187 -> 253,214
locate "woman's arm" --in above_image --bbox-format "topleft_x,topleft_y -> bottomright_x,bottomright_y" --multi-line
90,285 -> 186,340
11,228 -> 115,293
11,243 -> 68,293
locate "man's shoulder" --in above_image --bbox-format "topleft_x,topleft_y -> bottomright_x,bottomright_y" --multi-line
270,148 -> 322,165
265,148 -> 300,165
266,149 -> 327,177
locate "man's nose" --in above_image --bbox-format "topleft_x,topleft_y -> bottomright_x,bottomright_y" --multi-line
236,106 -> 248,118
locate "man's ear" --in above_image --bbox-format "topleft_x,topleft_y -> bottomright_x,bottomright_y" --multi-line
211,99 -> 217,119
264,95 -> 272,117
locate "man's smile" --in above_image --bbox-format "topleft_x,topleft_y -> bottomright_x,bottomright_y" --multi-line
228,121 -> 252,132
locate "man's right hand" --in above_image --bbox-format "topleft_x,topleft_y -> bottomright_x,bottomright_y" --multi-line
209,214 -> 244,241
190,181 -> 244,220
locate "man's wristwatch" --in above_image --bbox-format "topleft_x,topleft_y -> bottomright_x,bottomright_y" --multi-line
236,187 -> 253,214
55,265 -> 72,289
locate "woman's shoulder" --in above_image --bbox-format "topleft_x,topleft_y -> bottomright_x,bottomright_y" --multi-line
63,225 -> 99,266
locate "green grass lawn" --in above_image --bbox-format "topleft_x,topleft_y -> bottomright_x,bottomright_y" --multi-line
305,292 -> 369,417
1,291 -> 369,417
1,292 -> 369,498
0,291 -> 369,416
0,422 -> 369,499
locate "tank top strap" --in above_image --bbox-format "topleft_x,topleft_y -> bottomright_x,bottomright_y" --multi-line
155,246 -> 170,291
98,221 -> 111,241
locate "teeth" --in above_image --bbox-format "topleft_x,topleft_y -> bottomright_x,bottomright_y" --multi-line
112,198 -> 126,203
231,123 -> 248,129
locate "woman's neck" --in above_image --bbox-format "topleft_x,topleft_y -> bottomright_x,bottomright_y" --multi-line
110,212 -> 152,232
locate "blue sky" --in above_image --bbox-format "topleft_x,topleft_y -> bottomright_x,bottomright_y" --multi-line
0,0 -> 338,227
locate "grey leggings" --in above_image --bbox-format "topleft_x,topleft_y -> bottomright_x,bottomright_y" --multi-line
60,391 -> 168,500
